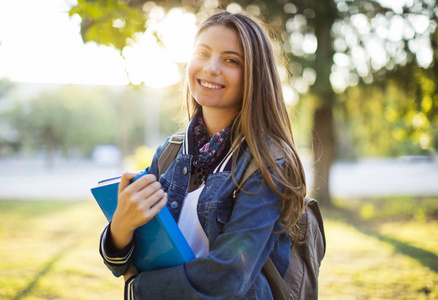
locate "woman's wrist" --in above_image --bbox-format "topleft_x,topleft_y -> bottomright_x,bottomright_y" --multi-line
109,220 -> 134,252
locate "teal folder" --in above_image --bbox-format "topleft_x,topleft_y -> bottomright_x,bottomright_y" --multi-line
91,171 -> 195,272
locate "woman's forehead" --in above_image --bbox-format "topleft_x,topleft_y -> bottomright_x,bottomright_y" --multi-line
195,25 -> 243,54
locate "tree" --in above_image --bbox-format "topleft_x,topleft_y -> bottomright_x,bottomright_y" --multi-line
3,84 -> 182,166
0,78 -> 13,99
5,85 -> 119,166
331,0 -> 438,158
0,79 -> 15,155
69,0 -> 438,205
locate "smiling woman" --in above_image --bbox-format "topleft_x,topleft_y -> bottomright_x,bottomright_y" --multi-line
99,10 -> 309,300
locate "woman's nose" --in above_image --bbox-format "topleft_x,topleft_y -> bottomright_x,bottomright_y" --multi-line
203,58 -> 221,75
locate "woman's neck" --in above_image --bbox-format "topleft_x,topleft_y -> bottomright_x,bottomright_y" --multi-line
202,108 -> 238,137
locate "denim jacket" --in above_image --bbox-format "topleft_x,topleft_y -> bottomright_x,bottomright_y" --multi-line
100,122 -> 291,300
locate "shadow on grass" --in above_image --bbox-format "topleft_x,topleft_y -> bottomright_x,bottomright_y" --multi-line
12,242 -> 76,300
325,206 -> 438,273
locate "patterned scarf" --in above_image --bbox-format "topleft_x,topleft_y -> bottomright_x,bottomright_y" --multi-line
192,115 -> 232,185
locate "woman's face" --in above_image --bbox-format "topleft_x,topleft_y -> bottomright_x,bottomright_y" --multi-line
187,24 -> 244,118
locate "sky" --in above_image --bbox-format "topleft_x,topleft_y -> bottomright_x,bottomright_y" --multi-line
0,0 -> 196,86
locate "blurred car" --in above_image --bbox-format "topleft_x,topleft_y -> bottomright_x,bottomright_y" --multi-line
92,145 -> 121,166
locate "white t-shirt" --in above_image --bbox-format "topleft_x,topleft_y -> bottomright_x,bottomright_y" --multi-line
178,186 -> 209,258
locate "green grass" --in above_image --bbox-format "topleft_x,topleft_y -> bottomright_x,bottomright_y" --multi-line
0,197 -> 437,299
319,196 -> 438,299
0,200 -> 123,300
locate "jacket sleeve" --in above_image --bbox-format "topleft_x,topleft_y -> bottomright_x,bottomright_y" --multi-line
126,168 -> 284,299
100,224 -> 135,277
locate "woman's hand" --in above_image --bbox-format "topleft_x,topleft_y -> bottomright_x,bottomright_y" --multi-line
110,172 -> 168,251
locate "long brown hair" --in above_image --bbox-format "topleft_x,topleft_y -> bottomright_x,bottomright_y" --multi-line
184,11 -> 306,240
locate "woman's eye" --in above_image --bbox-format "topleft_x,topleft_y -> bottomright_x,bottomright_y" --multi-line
194,51 -> 208,58
226,58 -> 240,65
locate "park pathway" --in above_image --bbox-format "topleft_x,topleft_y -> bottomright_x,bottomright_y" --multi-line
0,156 -> 437,200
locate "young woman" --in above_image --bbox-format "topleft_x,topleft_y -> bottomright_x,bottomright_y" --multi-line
100,10 -> 307,299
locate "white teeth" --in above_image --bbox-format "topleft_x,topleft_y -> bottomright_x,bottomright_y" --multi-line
200,80 -> 222,89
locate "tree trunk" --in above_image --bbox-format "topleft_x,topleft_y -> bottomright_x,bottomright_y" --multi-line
308,0 -> 338,206
311,105 -> 336,206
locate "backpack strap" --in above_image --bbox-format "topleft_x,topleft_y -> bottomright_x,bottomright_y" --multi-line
157,133 -> 184,178
239,143 -> 284,186
263,258 -> 294,299
305,199 -> 326,256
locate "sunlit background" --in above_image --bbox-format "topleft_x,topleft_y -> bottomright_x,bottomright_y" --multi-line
0,0 -> 437,299
0,0 -> 196,86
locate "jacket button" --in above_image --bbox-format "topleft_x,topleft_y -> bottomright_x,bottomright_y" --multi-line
183,167 -> 188,174
170,201 -> 179,209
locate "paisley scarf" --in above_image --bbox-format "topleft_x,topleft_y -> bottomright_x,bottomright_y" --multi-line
191,115 -> 232,185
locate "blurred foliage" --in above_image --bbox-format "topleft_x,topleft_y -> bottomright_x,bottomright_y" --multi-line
4,85 -> 118,158
1,84 -> 181,161
124,145 -> 155,171
334,0 -> 438,158
337,65 -> 438,157
0,78 -> 13,99
389,65 -> 438,153
288,93 -> 315,150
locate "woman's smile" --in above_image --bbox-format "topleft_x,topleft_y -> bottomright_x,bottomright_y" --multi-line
197,79 -> 225,89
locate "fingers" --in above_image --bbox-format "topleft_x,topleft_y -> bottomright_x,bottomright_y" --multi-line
136,181 -> 163,203
118,171 -> 141,194
142,193 -> 168,221
119,172 -> 157,194
124,191 -> 167,227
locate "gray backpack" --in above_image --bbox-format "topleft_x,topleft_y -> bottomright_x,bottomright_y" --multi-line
157,135 -> 326,300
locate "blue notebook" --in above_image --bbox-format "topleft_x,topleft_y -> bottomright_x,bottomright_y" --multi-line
91,170 -> 195,272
